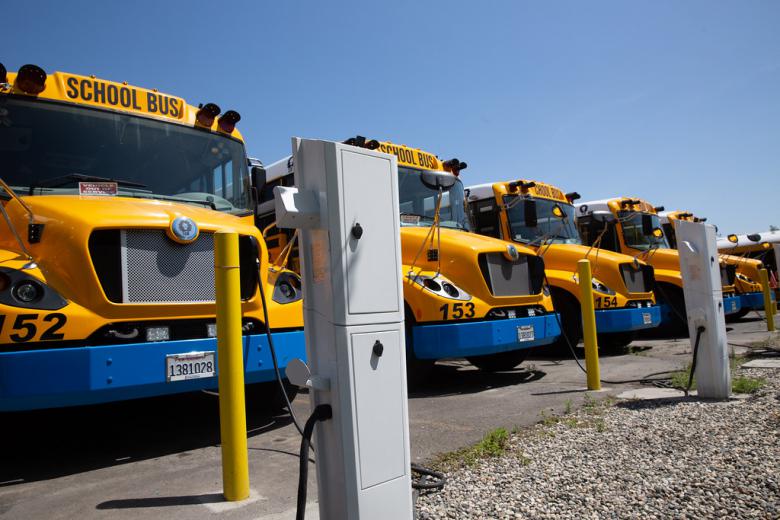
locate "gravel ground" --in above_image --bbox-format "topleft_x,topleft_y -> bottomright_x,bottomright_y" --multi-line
417,367 -> 780,519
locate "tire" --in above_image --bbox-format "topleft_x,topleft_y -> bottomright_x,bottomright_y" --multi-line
598,331 -> 634,353
726,307 -> 749,322
404,305 -> 436,387
548,289 -> 583,354
467,349 -> 528,372
245,380 -> 299,413
655,283 -> 687,336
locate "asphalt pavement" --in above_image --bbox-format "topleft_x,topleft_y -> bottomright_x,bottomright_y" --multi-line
0,315 -> 774,520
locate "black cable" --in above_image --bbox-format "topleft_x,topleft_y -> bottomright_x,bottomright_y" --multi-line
545,273 -> 677,386
257,266 -> 305,436
411,463 -> 446,491
296,404 -> 332,520
685,326 -> 706,396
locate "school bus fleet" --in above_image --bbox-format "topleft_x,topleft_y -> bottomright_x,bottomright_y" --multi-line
1,63 -> 768,411
466,180 -> 660,349
659,210 -> 773,319
575,197 -> 742,333
0,64 -> 304,411
258,138 -> 561,375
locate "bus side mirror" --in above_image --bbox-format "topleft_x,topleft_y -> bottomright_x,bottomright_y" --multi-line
642,214 -> 653,235
524,199 -> 538,227
251,165 -> 267,189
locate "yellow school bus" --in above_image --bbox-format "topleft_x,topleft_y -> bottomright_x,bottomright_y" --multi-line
466,180 -> 660,349
717,230 -> 780,301
0,63 -> 303,411
575,197 -> 742,333
660,211 -> 771,319
258,137 -> 560,375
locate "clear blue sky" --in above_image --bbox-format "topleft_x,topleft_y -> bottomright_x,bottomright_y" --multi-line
5,1 -> 779,234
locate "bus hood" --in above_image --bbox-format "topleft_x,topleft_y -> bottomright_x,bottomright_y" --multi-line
536,243 -> 649,278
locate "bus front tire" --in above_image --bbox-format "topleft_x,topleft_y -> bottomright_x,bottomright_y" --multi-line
467,349 -> 528,372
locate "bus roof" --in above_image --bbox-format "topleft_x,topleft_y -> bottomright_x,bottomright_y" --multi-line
717,230 -> 780,250
1,67 -> 244,141
466,180 -> 568,204
576,197 -> 657,217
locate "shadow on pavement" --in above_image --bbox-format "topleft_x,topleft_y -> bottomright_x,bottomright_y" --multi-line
408,361 -> 546,399
0,389 -> 292,486
96,493 -> 225,509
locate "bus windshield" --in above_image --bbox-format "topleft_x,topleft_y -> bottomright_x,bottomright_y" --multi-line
504,196 -> 580,245
397,166 -> 468,230
619,211 -> 669,250
0,97 -> 251,214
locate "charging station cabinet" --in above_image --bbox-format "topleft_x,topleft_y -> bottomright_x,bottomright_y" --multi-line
676,219 -> 731,399
275,138 -> 413,519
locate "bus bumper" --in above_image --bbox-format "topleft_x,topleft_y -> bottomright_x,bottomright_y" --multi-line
594,306 -> 661,333
739,291 -> 775,311
0,331 -> 306,412
723,295 -> 742,315
411,314 -> 561,360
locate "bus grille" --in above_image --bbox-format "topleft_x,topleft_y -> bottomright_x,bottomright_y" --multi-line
89,229 -> 259,304
478,253 -> 545,297
619,263 -> 655,294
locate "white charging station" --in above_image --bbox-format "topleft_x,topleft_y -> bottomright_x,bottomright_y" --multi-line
275,138 -> 413,519
676,219 -> 731,399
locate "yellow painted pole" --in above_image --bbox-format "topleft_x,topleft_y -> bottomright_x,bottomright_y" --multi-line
577,259 -> 601,390
214,232 -> 250,501
758,269 -> 775,332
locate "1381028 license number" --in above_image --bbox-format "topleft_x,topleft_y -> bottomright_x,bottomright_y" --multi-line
166,351 -> 216,382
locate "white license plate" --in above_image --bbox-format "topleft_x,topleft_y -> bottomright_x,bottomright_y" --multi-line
642,312 -> 652,325
517,325 -> 535,342
166,351 -> 216,382
730,300 -> 737,312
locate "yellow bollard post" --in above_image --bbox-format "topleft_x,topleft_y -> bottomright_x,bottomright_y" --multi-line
758,269 -> 775,332
577,259 -> 601,390
214,232 -> 250,501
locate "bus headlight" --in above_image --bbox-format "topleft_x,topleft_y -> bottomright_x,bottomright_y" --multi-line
0,268 -> 67,310
409,273 -> 471,301
271,271 -> 302,304
591,278 -> 616,295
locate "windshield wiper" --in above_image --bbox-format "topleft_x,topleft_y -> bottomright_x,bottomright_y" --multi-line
29,173 -> 148,195
127,193 -> 218,210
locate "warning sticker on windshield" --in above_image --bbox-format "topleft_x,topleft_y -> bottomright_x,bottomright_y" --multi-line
400,214 -> 420,225
79,182 -> 118,196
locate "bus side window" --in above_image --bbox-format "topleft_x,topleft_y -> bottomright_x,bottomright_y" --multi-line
578,215 -> 620,253
469,200 -> 502,239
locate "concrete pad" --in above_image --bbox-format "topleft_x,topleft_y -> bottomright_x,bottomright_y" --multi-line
616,387 -> 689,400
741,359 -> 780,369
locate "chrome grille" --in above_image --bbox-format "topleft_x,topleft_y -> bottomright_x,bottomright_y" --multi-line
479,253 -> 545,297
121,230 -> 215,303
620,263 -> 654,294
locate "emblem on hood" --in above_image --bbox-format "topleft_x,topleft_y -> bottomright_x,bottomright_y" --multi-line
169,216 -> 199,243
504,244 -> 520,261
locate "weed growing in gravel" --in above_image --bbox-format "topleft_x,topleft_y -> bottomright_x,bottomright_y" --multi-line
564,399 -> 573,414
432,427 -> 511,470
670,356 -> 766,394
732,375 -> 766,394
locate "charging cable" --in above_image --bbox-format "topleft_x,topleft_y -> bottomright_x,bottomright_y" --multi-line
296,404 -> 333,520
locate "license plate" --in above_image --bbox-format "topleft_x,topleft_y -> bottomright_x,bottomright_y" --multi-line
517,325 -> 535,342
642,312 -> 652,325
166,351 -> 216,382
731,300 -> 737,312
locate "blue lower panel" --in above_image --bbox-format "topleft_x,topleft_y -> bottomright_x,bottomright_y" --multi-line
412,314 -> 561,360
0,331 -> 306,412
723,295 -> 742,315
739,291 -> 774,311
594,306 -> 661,334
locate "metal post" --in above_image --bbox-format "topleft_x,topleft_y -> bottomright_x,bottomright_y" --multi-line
214,232 -> 250,501
759,268 -> 776,332
577,259 -> 601,390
